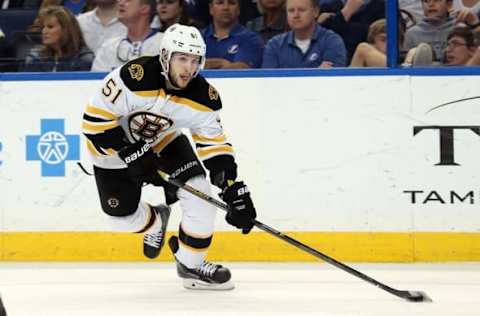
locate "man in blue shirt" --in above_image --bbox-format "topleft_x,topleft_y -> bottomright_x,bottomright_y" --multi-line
262,0 -> 346,68
201,0 -> 264,69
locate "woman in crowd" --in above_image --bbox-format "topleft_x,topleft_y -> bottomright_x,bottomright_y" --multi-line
23,5 -> 93,71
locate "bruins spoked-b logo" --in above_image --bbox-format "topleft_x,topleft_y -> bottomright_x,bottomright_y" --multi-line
128,111 -> 173,142
107,198 -> 120,208
128,64 -> 144,81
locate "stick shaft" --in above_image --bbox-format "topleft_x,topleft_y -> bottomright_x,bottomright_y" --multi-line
162,173 -> 422,301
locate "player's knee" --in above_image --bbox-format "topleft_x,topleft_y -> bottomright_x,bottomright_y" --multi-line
186,175 -> 211,193
163,174 -> 208,206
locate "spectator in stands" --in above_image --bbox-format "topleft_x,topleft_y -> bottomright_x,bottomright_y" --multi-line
239,0 -> 260,24
349,9 -> 418,68
317,0 -> 385,63
349,18 -> 386,67
452,0 -> 480,19
0,26 -> 6,60
28,0 -> 95,32
186,0 -> 260,26
201,0 -> 264,69
262,0 -> 346,68
444,25 -> 478,65
246,0 -> 288,44
349,12 -> 410,67
77,0 -> 127,54
91,0 -> 162,71
22,5 -> 93,71
466,45 -> 480,64
182,0 -> 210,25
151,0 -> 203,32
1,0 -> 41,8
404,0 -> 456,62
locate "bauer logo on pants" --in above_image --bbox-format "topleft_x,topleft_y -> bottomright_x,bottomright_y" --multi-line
26,119 -> 80,177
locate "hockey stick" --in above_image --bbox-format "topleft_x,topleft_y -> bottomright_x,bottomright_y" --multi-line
157,170 -> 433,303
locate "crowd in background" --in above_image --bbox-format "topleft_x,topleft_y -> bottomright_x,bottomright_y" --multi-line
0,0 -> 480,72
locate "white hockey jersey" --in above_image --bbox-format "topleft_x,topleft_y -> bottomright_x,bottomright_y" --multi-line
82,56 -> 236,177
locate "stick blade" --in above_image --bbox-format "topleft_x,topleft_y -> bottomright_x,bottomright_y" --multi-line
403,291 -> 433,303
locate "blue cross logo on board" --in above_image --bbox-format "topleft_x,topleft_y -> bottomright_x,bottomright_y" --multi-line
26,119 -> 80,177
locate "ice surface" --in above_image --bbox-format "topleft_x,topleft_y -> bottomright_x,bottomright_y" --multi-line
0,262 -> 478,316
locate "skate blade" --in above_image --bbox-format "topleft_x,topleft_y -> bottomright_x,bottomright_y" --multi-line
182,279 -> 235,291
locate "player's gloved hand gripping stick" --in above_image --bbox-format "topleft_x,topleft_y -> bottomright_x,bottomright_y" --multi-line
220,181 -> 256,234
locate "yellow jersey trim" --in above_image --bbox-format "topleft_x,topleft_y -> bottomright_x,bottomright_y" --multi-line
170,96 -> 213,112
86,139 -> 101,157
85,105 -> 118,120
133,90 -> 163,98
197,145 -> 234,158
82,120 -> 119,133
192,134 -> 227,144
152,131 -> 178,153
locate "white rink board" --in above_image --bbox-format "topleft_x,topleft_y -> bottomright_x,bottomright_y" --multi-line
0,75 -> 480,232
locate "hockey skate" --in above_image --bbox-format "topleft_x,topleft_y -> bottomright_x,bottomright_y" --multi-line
143,204 -> 171,259
168,236 -> 234,290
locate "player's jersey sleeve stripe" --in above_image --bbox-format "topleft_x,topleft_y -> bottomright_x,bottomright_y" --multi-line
85,104 -> 118,120
196,142 -> 232,149
83,113 -> 112,123
82,120 -> 119,133
192,134 -> 227,145
152,130 -> 179,153
85,137 -> 110,156
196,144 -> 234,159
170,96 -> 213,112
82,125 -> 127,152
104,148 -> 117,155
86,139 -> 102,157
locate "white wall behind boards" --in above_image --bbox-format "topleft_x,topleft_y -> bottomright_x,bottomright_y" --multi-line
0,75 -> 479,232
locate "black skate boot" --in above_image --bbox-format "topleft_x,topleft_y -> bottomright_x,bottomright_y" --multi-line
143,204 -> 171,259
168,236 -> 234,290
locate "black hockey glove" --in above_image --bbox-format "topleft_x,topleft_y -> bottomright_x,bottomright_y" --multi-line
221,181 -> 256,234
118,141 -> 165,187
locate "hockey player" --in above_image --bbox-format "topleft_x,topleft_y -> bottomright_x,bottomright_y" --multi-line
82,23 -> 256,290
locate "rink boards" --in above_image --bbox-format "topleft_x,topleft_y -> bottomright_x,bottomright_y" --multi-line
0,72 -> 480,261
